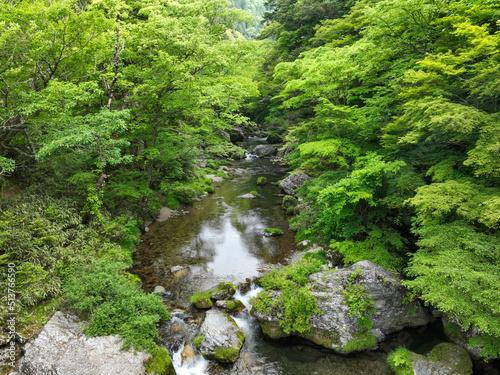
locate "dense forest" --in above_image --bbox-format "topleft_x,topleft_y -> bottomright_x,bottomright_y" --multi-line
230,0 -> 267,39
1,0 -> 499,371
252,0 -> 500,360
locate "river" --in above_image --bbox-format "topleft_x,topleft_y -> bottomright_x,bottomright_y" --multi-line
131,138 -> 496,375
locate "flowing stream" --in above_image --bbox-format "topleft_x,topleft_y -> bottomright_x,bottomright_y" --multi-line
131,138 -> 492,375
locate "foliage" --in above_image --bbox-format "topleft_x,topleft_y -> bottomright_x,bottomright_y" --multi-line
404,221 -> 500,339
468,334 -> 500,360
163,193 -> 181,210
251,257 -> 326,334
65,261 -> 170,353
387,347 -> 414,375
0,193 -> 133,326
194,335 -> 204,349
250,190 -> 258,196
342,268 -> 376,333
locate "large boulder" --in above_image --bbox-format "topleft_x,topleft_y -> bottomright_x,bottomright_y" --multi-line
18,311 -> 162,375
251,261 -> 429,354
252,144 -> 276,156
195,310 -> 245,363
391,343 -> 473,375
278,173 -> 312,195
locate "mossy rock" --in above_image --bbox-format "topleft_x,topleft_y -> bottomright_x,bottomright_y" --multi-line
427,342 -> 473,374
282,195 -> 298,215
263,228 -> 283,237
210,282 -> 236,301
190,291 -> 213,309
197,310 -> 246,364
256,177 -> 267,185
216,299 -> 245,314
343,332 -> 377,353
303,328 -> 342,350
144,347 -> 176,375
389,343 -> 473,375
258,319 -> 287,339
213,347 -> 241,363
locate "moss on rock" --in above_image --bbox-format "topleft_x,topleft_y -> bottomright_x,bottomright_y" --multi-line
144,347 -> 176,375
190,292 -> 213,309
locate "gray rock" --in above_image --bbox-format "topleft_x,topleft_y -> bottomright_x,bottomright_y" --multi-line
252,144 -> 276,156
251,261 -> 429,354
153,285 -> 166,294
411,343 -> 473,375
278,173 -> 312,195
19,311 -> 151,375
196,310 -> 245,363
238,193 -> 256,199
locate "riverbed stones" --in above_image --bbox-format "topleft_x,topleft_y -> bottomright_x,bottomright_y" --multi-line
196,310 -> 245,363
239,193 -> 257,199
411,343 -> 473,375
252,144 -> 276,156
181,344 -> 197,363
153,285 -> 167,294
171,265 -> 189,278
19,311 -> 152,375
278,172 -> 312,195
251,261 -> 429,354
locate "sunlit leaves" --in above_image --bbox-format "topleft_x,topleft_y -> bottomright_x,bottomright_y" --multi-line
405,221 -> 500,337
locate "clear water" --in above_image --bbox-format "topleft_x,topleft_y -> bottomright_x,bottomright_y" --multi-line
131,139 -> 498,375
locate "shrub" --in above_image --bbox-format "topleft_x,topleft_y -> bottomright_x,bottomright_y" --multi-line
64,261 -> 170,353
251,257 -> 326,334
205,186 -> 215,194
387,347 -> 414,375
171,186 -> 198,204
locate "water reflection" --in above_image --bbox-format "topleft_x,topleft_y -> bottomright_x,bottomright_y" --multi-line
131,154 -> 295,301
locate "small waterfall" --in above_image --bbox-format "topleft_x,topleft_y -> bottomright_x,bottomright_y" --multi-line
169,285 -> 264,375
171,343 -> 209,375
